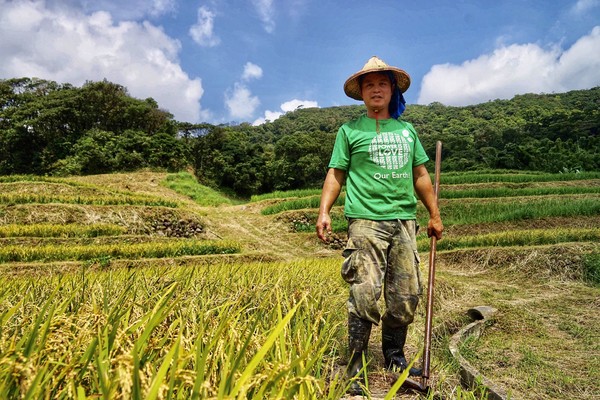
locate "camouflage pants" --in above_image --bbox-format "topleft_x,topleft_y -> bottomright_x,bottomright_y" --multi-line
342,219 -> 423,328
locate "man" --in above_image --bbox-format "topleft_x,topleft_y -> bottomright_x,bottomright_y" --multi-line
316,56 -> 443,395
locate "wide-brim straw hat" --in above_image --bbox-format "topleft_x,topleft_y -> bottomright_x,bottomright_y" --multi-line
344,56 -> 411,100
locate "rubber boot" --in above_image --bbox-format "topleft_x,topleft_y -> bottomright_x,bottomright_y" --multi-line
346,313 -> 372,396
382,324 -> 422,376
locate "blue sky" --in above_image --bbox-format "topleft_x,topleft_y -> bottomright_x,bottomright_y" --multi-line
1,0 -> 599,125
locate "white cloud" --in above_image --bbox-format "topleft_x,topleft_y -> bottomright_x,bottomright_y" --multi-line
225,62 -> 265,121
571,0 -> 600,14
418,26 -> 600,106
280,99 -> 318,112
253,99 -> 319,125
225,83 -> 260,120
251,0 -> 275,33
150,0 -> 176,16
242,62 -> 263,81
0,0 -> 206,123
189,6 -> 220,47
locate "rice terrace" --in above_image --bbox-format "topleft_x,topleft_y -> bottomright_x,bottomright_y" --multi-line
0,169 -> 597,400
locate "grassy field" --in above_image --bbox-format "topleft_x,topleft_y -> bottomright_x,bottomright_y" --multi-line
0,171 -> 598,399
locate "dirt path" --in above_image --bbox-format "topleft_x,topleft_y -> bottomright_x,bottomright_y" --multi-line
201,200 -> 347,263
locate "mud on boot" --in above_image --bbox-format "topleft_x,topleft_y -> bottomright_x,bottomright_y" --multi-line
346,313 -> 372,395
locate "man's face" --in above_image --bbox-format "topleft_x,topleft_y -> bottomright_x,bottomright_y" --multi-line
360,72 -> 393,112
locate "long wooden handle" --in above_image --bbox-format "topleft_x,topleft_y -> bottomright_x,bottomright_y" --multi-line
422,140 -> 442,382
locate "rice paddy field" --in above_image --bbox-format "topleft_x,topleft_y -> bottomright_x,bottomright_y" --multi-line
0,170 -> 598,399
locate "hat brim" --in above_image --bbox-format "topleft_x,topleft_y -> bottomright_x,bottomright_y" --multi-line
343,67 -> 411,101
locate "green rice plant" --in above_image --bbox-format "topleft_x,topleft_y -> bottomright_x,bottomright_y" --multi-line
286,196 -> 599,234
251,188 -> 323,202
435,196 -> 600,226
264,193 -> 599,223
261,194 -> 346,215
583,252 -> 600,286
441,185 -> 600,199
162,172 -> 238,206
418,228 -> 600,252
439,171 -> 600,185
0,239 -> 240,263
293,215 -> 347,234
0,223 -> 126,238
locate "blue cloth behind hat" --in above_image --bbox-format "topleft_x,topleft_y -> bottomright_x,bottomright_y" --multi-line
389,87 -> 406,119
385,71 -> 406,119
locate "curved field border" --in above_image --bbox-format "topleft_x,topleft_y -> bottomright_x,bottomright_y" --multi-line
449,306 -> 513,400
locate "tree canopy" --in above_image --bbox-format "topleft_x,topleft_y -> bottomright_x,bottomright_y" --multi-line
0,78 -> 186,175
1,77 -> 598,196
189,89 -> 599,195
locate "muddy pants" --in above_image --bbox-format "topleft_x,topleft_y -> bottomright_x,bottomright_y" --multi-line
342,219 -> 423,328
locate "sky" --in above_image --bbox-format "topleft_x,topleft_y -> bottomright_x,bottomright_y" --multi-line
1,0 -> 599,126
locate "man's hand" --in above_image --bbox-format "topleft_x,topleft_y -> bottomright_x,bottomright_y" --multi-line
316,213 -> 332,242
316,168 -> 345,243
427,214 -> 444,240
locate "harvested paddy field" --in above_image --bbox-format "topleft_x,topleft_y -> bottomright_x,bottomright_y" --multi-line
0,171 -> 598,399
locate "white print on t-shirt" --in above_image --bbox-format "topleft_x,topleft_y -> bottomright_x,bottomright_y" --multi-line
368,130 -> 413,171
373,171 -> 410,180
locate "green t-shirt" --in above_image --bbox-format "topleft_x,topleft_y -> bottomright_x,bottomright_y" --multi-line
328,114 -> 429,220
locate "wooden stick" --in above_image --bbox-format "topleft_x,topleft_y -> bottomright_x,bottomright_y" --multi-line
422,140 -> 442,384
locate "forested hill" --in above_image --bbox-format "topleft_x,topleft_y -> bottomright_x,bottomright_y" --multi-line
1,77 -> 598,197
185,87 -> 599,195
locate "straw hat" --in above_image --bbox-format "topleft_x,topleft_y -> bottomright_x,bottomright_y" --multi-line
343,56 -> 411,100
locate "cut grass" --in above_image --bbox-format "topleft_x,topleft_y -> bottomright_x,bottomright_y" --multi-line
434,244 -> 600,399
0,177 -> 179,207
454,287 -> 600,399
0,204 -> 203,235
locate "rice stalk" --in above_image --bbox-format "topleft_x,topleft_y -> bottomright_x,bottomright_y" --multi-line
0,239 -> 241,263
420,228 -> 600,251
0,223 -> 126,238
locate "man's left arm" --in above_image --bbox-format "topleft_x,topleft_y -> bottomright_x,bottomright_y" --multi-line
413,164 -> 444,240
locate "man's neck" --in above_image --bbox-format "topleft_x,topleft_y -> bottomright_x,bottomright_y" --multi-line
367,109 -> 391,119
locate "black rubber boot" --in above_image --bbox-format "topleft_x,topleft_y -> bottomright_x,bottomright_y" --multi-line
382,324 -> 422,376
346,313 -> 372,396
